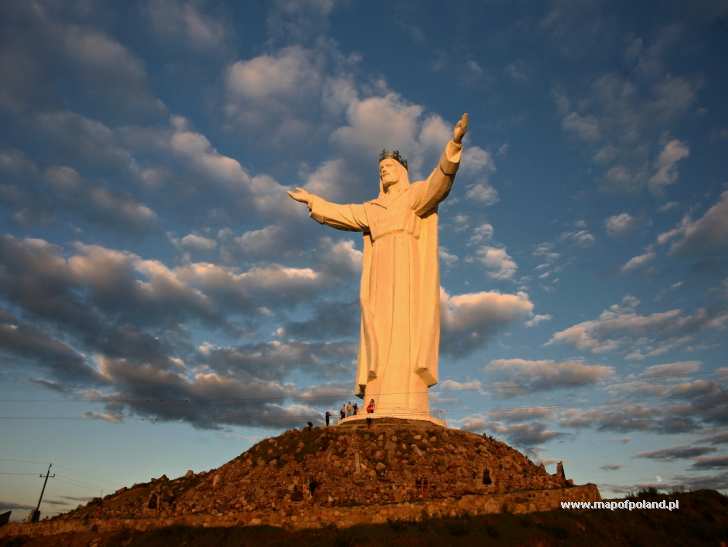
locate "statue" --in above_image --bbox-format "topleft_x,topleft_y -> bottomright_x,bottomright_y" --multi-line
288,113 -> 469,423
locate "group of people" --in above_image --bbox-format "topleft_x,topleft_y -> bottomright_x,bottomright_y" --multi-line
324,398 -> 375,426
341,401 -> 358,419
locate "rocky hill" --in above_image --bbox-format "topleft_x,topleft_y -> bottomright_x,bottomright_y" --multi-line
57,419 -> 578,518
1,419 -> 600,541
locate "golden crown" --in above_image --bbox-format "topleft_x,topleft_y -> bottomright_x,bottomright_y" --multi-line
378,149 -> 408,170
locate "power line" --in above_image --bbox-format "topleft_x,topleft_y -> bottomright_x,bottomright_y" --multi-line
0,414 -> 441,421
0,389 -> 475,404
0,458 -> 119,491
55,473 -> 112,491
0,457 -> 50,465
0,397 -> 568,411
0,472 -> 43,476
0,416 -> 106,420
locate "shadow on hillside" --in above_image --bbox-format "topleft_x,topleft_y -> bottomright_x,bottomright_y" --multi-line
2,490 -> 727,547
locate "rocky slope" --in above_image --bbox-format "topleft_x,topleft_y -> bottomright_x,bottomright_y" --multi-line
52,419 -> 574,521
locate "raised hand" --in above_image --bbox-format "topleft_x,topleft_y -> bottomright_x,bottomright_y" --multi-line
287,187 -> 314,206
452,112 -> 469,144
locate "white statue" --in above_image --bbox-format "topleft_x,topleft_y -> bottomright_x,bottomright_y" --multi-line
289,113 -> 468,423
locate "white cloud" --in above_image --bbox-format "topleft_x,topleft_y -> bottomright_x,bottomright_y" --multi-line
553,32 -> 699,195
417,114 -> 451,158
606,380 -> 669,398
303,158 -> 348,201
473,246 -> 518,280
439,379 -> 482,391
180,234 -> 217,252
466,59 -> 484,76
648,139 -> 689,194
452,214 -> 470,231
561,111 -> 601,142
533,242 -> 559,261
461,146 -> 495,176
318,237 -> 362,279
45,166 -> 82,192
605,164 -> 636,190
547,295 -> 727,357
83,410 -> 123,423
0,149 -> 39,175
560,229 -> 595,247
641,361 -> 702,379
331,92 -> 423,163
505,61 -> 528,82
61,25 -> 145,82
651,76 -> 698,120
440,288 -> 533,357
41,13 -> 164,117
605,212 -> 636,237
658,201 -> 679,213
658,191 -> 728,256
0,143 -> 157,232
330,90 -> 473,182
168,117 -> 249,189
485,420 -> 565,446
90,187 -> 157,226
147,0 -> 227,51
157,116 -> 297,219
621,246 -> 656,273
488,407 -> 554,422
594,145 -> 618,164
486,358 -> 613,396
525,314 -> 552,327
439,246 -> 458,268
226,46 -> 319,101
458,414 -> 488,432
223,45 -> 334,143
469,223 -> 494,245
175,261 -> 325,311
465,182 -> 499,205
35,111 -> 134,169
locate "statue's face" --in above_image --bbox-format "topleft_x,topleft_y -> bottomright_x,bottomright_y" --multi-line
379,159 -> 400,189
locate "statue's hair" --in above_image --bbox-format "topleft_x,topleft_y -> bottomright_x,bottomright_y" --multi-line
378,149 -> 408,170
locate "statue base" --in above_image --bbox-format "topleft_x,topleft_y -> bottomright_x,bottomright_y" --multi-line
338,412 -> 446,427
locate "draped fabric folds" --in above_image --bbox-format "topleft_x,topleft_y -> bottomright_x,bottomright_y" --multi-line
308,141 -> 461,418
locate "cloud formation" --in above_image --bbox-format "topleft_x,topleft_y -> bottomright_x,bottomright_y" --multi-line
636,445 -> 717,460
472,246 -> 518,280
440,289 -> 534,357
648,139 -> 690,194
658,191 -> 728,257
547,295 -> 728,359
552,26 -> 699,194
485,358 -> 613,397
605,212 -> 637,237
621,246 -> 656,273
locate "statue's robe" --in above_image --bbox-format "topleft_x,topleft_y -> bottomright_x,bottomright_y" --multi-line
308,141 -> 462,419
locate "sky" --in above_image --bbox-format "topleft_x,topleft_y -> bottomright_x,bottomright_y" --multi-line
1,0 -> 728,520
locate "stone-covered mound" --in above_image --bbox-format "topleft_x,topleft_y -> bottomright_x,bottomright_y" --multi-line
5,490 -> 725,547
51,419 -> 580,521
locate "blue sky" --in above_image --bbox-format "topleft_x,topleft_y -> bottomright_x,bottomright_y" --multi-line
1,0 -> 728,519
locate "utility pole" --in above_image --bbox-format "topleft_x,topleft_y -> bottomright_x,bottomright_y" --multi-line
30,463 -> 55,523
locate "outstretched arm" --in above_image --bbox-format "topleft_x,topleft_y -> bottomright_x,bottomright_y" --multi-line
413,113 -> 468,216
288,187 -> 369,232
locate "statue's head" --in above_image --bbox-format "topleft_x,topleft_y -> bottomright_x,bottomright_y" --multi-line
378,149 -> 408,192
